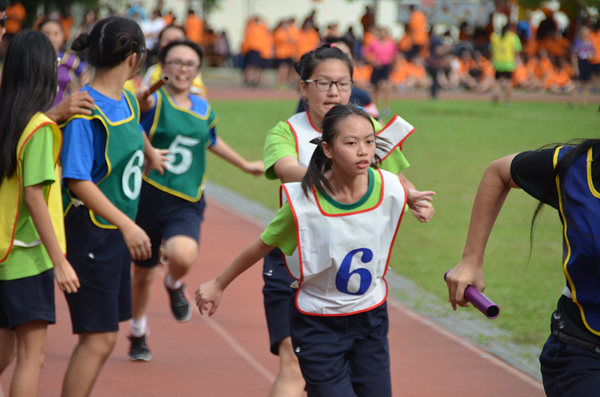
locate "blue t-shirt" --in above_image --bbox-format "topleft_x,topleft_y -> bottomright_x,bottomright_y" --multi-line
61,85 -> 144,184
140,92 -> 217,147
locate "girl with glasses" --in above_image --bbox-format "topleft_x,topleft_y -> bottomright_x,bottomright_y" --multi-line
128,40 -> 263,361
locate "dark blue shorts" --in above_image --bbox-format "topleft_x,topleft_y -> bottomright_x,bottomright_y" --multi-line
244,50 -> 264,69
290,301 -> 391,397
371,64 -> 391,85
540,333 -> 600,397
495,70 -> 513,80
577,59 -> 592,82
135,181 -> 206,268
0,269 -> 55,329
262,247 -> 296,354
64,205 -> 132,334
591,63 -> 600,75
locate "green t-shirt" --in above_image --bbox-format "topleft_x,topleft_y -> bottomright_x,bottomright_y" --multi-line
0,126 -> 56,280
261,168 -> 386,255
490,31 -> 522,72
263,117 -> 410,180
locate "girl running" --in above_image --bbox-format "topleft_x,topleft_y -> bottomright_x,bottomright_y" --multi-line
128,39 -> 264,361
446,139 -> 600,396
0,29 -> 79,397
59,16 -> 167,397
263,44 -> 432,396
196,104 -> 435,397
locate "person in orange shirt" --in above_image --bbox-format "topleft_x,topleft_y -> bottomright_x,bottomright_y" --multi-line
296,18 -> 320,60
512,54 -> 544,92
184,9 -> 204,46
533,49 -> 553,85
60,6 -> 74,42
406,5 -> 428,58
163,10 -> 175,26
4,0 -> 24,38
404,54 -> 432,91
242,16 -> 271,87
274,19 -> 297,88
590,21 -> 600,90
546,57 -> 575,94
353,58 -> 373,90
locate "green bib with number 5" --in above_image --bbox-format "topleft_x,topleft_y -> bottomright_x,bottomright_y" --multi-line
143,87 -> 217,202
63,90 -> 145,229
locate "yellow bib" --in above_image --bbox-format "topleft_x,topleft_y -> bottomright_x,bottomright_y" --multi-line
0,112 -> 65,262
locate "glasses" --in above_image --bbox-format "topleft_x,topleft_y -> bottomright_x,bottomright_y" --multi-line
165,60 -> 200,71
304,79 -> 352,92
0,16 -> 6,28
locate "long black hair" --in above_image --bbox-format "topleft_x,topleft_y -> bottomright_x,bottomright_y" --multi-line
0,30 -> 57,182
301,104 -> 389,199
71,16 -> 146,71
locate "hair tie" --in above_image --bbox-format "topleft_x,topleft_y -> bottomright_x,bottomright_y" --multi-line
330,43 -> 337,48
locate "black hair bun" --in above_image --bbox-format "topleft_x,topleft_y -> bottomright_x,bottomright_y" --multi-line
71,33 -> 90,52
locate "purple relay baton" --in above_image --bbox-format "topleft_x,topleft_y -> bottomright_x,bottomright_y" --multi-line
444,271 -> 499,319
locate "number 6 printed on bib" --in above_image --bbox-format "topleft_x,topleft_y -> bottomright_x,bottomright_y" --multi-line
123,150 -> 144,200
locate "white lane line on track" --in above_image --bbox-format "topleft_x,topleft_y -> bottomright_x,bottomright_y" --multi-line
200,315 -> 276,384
388,299 -> 544,391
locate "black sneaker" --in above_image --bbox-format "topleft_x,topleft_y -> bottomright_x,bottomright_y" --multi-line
128,334 -> 152,361
166,283 -> 192,322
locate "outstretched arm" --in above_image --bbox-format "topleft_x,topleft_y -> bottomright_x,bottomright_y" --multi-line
196,238 -> 274,316
446,154 -> 520,310
399,172 -> 435,222
209,137 -> 264,176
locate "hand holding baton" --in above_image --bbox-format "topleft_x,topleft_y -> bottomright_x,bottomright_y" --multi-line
444,270 -> 499,319
142,73 -> 171,100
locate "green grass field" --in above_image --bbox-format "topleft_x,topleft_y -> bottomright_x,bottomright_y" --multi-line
205,97 -> 599,347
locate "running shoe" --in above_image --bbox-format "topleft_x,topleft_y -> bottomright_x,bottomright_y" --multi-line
128,334 -> 152,361
166,283 -> 192,322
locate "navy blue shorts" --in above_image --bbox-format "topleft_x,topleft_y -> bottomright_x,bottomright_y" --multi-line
591,63 -> 600,75
135,181 -> 206,268
495,70 -> 513,80
370,64 -> 391,85
244,50 -> 264,69
262,247 -> 296,354
64,205 -> 132,334
0,269 -> 55,329
540,333 -> 600,396
577,59 -> 592,82
290,301 -> 391,397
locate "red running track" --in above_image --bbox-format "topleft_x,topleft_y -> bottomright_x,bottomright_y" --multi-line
1,199 -> 545,396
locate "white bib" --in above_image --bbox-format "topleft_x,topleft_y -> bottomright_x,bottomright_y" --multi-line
286,112 -> 414,168
282,169 -> 406,315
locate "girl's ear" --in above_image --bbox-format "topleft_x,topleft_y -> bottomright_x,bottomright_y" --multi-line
322,141 -> 333,160
299,80 -> 308,98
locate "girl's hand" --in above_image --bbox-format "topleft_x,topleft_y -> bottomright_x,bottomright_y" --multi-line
445,262 -> 485,311
410,200 -> 435,223
195,280 -> 224,316
120,222 -> 152,261
54,257 -> 80,294
406,189 -> 436,213
135,85 -> 156,113
144,147 -> 169,176
242,160 -> 265,176
46,91 -> 95,123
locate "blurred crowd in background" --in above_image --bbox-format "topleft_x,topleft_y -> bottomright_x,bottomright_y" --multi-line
4,0 -> 599,103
